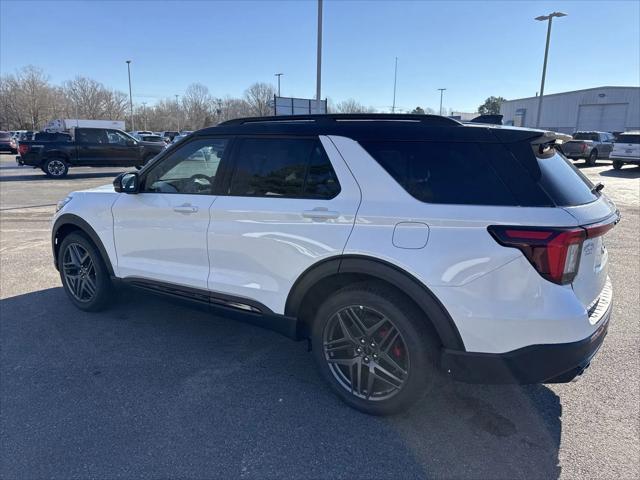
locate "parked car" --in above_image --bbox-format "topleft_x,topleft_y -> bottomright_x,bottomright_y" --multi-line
560,131 -> 615,166
131,133 -> 168,145
52,114 -> 618,415
161,131 -> 179,142
17,131 -> 34,141
610,131 -> 640,170
0,131 -> 18,153
129,130 -> 154,137
17,127 -> 164,178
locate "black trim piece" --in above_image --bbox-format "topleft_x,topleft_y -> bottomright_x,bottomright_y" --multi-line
441,303 -> 611,384
121,277 -> 298,339
52,214 -> 115,276
219,113 -> 462,127
284,255 -> 465,351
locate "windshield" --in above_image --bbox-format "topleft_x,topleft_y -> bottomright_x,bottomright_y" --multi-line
572,132 -> 599,141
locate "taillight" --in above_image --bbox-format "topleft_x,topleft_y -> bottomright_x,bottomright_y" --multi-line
488,226 -> 586,285
18,144 -> 30,155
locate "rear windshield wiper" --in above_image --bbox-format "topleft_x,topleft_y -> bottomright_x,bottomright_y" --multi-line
592,182 -> 605,194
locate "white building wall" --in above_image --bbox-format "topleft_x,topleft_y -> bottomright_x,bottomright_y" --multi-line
500,86 -> 640,134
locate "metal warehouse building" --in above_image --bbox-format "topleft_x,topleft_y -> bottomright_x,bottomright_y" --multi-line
500,86 -> 640,134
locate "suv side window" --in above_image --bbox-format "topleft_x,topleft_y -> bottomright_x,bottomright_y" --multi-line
228,138 -> 340,198
361,140 -> 517,205
142,138 -> 228,195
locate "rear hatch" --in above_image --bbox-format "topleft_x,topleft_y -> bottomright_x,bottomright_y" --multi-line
490,129 -> 619,312
535,141 -> 618,309
612,133 -> 640,159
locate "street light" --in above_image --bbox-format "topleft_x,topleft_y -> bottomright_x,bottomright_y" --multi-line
175,94 -> 180,131
125,60 -> 134,130
437,88 -> 446,116
316,0 -> 323,101
392,57 -> 398,113
142,102 -> 147,130
275,73 -> 284,97
534,11 -> 567,128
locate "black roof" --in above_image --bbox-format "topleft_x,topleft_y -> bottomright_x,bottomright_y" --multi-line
195,114 -> 545,143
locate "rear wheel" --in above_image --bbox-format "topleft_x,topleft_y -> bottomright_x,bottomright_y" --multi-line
58,232 -> 113,311
612,160 -> 624,170
43,157 -> 69,178
311,282 -> 438,415
586,150 -> 598,166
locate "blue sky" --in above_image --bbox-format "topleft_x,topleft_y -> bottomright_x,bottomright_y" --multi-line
1,0 -> 638,112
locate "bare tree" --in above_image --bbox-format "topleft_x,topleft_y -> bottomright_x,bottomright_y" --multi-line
334,98 -> 376,113
182,83 -> 213,129
244,82 -> 275,116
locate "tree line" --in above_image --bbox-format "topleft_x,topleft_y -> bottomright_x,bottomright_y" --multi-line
0,66 -> 381,132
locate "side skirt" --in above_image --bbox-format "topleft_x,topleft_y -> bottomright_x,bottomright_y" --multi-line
120,277 -> 299,340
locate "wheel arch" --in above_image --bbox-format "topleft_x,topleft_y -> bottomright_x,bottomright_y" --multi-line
52,214 -> 115,276
285,255 -> 465,351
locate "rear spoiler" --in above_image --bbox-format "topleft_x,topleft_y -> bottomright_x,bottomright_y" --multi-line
470,114 -> 503,125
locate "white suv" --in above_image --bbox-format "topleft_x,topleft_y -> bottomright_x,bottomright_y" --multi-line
611,131 -> 640,170
52,114 -> 618,415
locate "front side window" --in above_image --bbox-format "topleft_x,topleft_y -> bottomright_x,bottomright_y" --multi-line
76,129 -> 108,144
142,138 -> 228,195
228,138 -> 340,198
107,130 -> 133,145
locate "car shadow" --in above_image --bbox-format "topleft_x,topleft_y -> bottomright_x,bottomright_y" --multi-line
599,166 -> 640,178
0,170 -> 124,182
0,287 -> 562,479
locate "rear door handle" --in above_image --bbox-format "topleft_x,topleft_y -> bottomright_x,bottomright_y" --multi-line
173,204 -> 199,214
302,208 -> 340,220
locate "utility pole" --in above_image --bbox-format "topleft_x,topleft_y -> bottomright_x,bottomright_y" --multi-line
535,11 -> 567,128
125,60 -> 134,130
142,102 -> 147,130
437,88 -> 446,116
315,0 -> 323,101
175,94 -> 180,131
392,57 -> 398,113
275,73 -> 283,97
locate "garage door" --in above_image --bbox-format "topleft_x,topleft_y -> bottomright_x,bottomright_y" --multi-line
577,103 -> 628,131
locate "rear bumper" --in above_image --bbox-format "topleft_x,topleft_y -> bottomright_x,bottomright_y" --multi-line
441,301 -> 611,384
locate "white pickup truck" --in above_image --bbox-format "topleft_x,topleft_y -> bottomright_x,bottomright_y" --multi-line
611,132 -> 640,170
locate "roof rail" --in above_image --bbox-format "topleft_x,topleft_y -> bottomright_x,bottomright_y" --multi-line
218,113 -> 462,127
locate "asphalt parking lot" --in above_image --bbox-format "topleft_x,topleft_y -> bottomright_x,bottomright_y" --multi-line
1,154 -> 638,479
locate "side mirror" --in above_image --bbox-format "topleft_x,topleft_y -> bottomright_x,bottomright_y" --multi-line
113,172 -> 139,194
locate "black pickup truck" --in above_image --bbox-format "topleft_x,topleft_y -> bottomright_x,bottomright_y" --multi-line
17,127 -> 165,178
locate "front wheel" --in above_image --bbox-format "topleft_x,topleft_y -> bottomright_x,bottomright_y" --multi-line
58,232 -> 113,311
43,158 -> 69,178
311,283 -> 438,415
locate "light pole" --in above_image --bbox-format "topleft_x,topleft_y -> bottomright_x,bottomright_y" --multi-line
175,94 -> 180,131
125,60 -> 134,130
392,57 -> 398,113
142,102 -> 147,130
535,11 -> 567,128
275,73 -> 283,97
316,0 -> 323,101
437,88 -> 446,116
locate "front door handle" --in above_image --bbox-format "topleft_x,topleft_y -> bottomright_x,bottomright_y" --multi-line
173,204 -> 199,214
302,208 -> 340,220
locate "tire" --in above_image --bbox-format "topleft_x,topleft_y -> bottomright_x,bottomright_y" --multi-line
586,150 -> 598,166
311,282 -> 439,415
43,157 -> 69,178
612,160 -> 623,170
58,232 -> 113,312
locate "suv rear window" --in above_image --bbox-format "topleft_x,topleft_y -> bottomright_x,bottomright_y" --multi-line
573,132 -> 599,141
360,141 -> 518,205
615,134 -> 640,144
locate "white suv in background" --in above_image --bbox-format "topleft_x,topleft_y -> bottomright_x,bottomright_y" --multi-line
52,114 -> 619,415
611,131 -> 640,170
